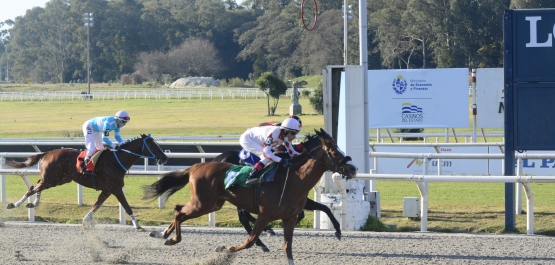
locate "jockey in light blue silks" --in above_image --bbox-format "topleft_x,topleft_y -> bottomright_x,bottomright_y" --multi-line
81,110 -> 130,172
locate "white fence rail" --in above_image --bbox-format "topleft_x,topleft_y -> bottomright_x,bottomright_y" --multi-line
0,88 -> 315,102
342,152 -> 555,235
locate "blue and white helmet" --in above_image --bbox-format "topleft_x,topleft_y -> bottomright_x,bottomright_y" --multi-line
115,110 -> 130,127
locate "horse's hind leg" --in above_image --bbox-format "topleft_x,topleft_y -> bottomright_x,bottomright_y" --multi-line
165,202 -> 217,246
7,179 -> 46,209
113,190 -> 143,231
150,220 -> 175,240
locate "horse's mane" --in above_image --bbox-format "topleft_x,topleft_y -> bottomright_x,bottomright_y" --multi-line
285,133 -> 321,168
120,134 -> 150,148
300,133 -> 321,153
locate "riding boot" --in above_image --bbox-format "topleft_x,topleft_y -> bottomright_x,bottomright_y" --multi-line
83,157 -> 93,175
245,162 -> 264,186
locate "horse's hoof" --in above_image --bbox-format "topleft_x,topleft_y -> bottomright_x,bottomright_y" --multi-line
149,231 -> 164,238
335,231 -> 341,240
266,228 -> 276,236
261,246 -> 270,253
164,239 -> 176,246
24,203 -> 35,208
214,246 -> 226,252
136,227 -> 145,232
6,203 -> 15,209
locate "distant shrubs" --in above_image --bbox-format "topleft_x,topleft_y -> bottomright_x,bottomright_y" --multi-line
228,77 -> 245,87
121,74 -> 144,85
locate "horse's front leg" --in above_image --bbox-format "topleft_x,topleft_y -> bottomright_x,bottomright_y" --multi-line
83,190 -> 111,229
305,198 -> 341,240
113,190 -> 144,231
281,216 -> 297,265
227,216 -> 270,253
237,208 -> 270,252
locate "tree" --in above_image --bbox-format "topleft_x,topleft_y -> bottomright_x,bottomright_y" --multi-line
256,72 -> 287,116
134,37 -> 224,80
309,81 -> 323,114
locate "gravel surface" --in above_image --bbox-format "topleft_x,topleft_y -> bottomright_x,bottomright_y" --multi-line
0,221 -> 554,265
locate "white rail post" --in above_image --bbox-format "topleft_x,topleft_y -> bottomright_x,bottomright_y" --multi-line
516,157 -> 523,214
0,156 -> 5,203
77,184 -> 84,206
522,182 -> 534,235
313,185 -> 321,229
119,187 -> 126,225
158,164 -> 164,209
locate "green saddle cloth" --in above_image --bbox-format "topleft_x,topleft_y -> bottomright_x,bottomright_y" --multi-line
224,165 -> 253,189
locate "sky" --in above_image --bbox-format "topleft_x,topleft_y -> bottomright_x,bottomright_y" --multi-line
0,0 -> 48,25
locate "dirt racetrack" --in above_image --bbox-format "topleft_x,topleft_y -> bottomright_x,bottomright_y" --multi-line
1,221 -> 555,265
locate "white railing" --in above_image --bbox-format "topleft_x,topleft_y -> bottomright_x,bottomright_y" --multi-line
0,88 -> 314,102
335,152 -> 555,235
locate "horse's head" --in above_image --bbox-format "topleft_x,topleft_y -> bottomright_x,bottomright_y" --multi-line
119,134 -> 168,165
304,128 -> 357,179
141,134 -> 168,165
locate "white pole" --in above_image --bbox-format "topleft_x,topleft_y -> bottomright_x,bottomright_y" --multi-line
343,1 -> 348,65
0,156 -> 5,203
119,187 -> 126,225
359,0 -> 371,195
472,69 -> 477,143
77,184 -> 83,206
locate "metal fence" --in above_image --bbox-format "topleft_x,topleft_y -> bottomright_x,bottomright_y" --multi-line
0,88 -> 314,102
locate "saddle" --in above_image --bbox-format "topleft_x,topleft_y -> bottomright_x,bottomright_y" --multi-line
224,163 -> 279,189
76,150 -> 103,174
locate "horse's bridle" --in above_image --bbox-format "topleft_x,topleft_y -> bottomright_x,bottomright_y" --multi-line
114,136 -> 161,171
307,142 -> 352,175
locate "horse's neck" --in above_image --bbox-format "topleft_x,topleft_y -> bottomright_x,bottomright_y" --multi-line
118,143 -> 144,166
295,158 -> 328,194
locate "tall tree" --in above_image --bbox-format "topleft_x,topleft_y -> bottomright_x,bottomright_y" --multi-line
256,72 -> 287,116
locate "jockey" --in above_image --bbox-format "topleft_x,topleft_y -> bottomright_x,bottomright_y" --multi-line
240,117 -> 302,186
81,110 -> 130,172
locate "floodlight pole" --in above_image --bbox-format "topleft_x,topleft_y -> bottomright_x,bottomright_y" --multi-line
84,13 -> 93,97
343,0 -> 348,65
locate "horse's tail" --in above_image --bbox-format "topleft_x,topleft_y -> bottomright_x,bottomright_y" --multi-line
143,167 -> 191,202
6,152 -> 49,169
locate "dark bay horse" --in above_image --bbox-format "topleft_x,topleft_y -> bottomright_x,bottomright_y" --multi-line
5,134 -> 167,231
143,129 -> 357,264
212,150 -> 342,252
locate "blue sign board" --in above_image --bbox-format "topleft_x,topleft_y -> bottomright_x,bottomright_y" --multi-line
504,8 -> 555,231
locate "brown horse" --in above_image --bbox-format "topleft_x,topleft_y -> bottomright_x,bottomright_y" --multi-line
5,134 -> 168,231
143,129 -> 357,264
212,149 -> 343,253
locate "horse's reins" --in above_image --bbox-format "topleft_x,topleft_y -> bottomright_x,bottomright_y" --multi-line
277,141 -> 352,207
113,136 -> 158,171
307,143 -> 352,175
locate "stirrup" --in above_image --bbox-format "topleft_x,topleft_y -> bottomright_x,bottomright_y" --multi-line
83,171 -> 95,176
245,177 -> 263,186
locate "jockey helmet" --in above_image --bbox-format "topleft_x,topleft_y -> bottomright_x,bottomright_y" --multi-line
280,117 -> 301,135
115,110 -> 130,127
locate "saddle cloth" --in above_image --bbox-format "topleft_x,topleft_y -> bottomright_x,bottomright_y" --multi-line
224,163 -> 278,189
76,150 -> 103,173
